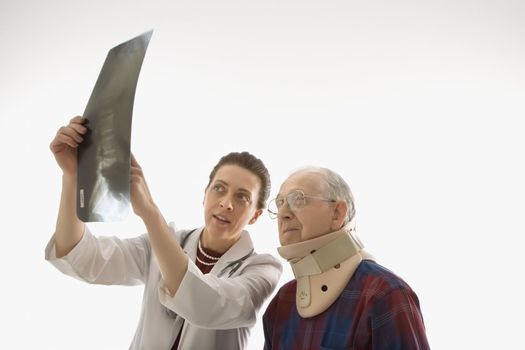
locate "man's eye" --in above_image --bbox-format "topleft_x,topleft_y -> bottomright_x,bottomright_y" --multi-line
290,192 -> 304,205
275,198 -> 285,207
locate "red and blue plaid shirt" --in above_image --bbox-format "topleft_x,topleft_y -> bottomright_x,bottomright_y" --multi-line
263,260 -> 430,350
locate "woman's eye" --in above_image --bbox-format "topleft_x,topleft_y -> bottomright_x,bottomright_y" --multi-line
212,184 -> 225,192
236,193 -> 250,203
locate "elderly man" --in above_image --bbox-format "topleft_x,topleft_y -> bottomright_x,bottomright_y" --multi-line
263,167 -> 430,350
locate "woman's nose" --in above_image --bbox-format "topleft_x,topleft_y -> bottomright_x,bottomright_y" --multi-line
219,197 -> 234,211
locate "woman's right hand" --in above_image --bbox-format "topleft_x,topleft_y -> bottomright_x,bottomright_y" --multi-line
49,116 -> 88,177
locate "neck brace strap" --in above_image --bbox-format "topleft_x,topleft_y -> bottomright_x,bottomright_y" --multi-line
278,220 -> 374,318
290,229 -> 363,278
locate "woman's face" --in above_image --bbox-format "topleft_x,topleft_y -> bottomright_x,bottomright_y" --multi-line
203,164 -> 263,241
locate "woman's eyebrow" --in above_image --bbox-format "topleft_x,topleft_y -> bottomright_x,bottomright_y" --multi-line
215,179 -> 253,194
237,188 -> 252,196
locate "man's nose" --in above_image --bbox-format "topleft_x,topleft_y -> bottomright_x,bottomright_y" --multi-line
278,202 -> 294,220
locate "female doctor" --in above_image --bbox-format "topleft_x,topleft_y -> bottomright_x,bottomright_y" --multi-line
45,116 -> 282,349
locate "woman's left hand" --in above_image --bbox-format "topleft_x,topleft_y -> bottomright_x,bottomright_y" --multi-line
130,153 -> 158,219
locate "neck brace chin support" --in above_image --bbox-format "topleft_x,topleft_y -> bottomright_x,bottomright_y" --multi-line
278,220 -> 374,318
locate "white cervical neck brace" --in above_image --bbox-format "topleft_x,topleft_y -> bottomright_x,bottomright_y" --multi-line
277,219 -> 374,318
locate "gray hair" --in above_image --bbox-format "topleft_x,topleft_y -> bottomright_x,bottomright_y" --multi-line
290,166 -> 356,224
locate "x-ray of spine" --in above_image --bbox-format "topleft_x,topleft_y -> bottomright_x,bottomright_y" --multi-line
77,30 -> 153,222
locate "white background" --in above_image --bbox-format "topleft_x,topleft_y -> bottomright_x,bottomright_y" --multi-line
1,0 -> 524,349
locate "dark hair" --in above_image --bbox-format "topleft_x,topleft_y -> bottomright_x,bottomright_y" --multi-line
207,152 -> 271,210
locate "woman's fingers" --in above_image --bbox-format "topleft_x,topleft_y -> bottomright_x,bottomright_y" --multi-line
59,125 -> 84,143
129,156 -> 157,217
130,163 -> 146,183
130,163 -> 152,196
55,125 -> 83,144
50,116 -> 87,152
130,166 -> 144,177
49,116 -> 86,175
130,153 -> 141,168
64,116 -> 88,139
68,122 -> 88,135
130,173 -> 141,183
51,134 -> 79,149
69,116 -> 86,124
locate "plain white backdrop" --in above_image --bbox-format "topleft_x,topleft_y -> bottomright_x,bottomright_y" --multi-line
1,0 -> 524,348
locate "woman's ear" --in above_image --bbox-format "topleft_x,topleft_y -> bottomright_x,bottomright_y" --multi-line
248,209 -> 263,225
331,200 -> 348,230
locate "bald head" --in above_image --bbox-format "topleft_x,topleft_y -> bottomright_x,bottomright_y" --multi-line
288,167 -> 355,224
275,168 -> 353,245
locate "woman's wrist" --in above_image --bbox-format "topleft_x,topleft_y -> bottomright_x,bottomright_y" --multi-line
140,204 -> 163,225
62,173 -> 77,184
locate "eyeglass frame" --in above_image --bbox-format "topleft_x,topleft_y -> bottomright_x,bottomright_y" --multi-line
267,189 -> 336,219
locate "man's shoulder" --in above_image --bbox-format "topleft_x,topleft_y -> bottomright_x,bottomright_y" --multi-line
350,259 -> 415,296
263,279 -> 297,320
274,261 -> 414,296
277,278 -> 298,293
269,279 -> 297,302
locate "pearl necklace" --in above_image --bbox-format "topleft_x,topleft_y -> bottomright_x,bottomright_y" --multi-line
198,239 -> 220,261
196,255 -> 217,266
196,239 -> 221,266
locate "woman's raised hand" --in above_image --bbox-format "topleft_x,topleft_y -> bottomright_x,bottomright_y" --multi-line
49,116 -> 88,177
130,153 -> 158,219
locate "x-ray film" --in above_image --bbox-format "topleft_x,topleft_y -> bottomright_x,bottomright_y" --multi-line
77,30 -> 153,222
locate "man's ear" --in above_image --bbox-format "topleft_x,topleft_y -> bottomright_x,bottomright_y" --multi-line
248,209 -> 263,225
331,200 -> 348,230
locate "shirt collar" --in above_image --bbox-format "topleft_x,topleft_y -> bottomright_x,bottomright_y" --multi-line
185,226 -> 255,276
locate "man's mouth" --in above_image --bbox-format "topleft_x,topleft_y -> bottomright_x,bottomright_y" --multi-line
282,228 -> 299,234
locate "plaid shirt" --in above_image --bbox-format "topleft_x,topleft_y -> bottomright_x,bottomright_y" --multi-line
263,260 -> 430,350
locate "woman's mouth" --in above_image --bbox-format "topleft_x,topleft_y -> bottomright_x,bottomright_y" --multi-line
213,214 -> 231,224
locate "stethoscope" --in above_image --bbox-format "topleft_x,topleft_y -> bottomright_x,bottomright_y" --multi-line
180,228 -> 254,277
218,249 -> 254,277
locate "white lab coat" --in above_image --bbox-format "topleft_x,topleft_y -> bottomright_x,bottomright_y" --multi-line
45,223 -> 282,350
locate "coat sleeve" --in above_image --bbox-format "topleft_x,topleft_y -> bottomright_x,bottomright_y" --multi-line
158,254 -> 282,330
45,225 -> 151,285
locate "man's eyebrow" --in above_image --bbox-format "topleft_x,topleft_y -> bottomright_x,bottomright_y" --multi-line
277,189 -> 301,197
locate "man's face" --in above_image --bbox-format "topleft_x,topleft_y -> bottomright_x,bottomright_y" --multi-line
276,172 -> 337,246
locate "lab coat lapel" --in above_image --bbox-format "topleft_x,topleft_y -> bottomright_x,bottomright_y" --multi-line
210,230 -> 254,277
182,227 -> 203,265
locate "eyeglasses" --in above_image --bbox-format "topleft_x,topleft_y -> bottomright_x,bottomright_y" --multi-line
267,190 -> 336,219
